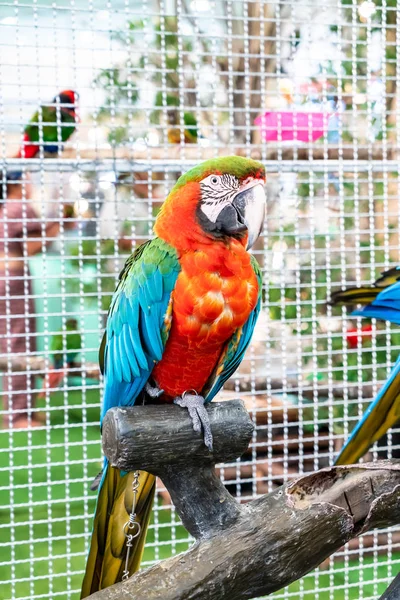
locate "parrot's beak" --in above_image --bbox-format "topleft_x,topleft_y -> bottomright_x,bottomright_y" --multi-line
215,178 -> 266,248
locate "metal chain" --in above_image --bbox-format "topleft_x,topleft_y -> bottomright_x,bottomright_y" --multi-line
121,470 -> 142,582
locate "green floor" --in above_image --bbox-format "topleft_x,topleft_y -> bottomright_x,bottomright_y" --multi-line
0,387 -> 398,599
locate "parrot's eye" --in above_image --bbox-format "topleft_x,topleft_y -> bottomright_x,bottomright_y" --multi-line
201,174 -> 238,190
199,173 -> 240,206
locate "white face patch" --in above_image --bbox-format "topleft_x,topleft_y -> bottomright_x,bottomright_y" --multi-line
199,173 -> 240,223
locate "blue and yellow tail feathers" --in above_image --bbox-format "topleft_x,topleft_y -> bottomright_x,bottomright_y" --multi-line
80,466 -> 155,598
331,266 -> 400,465
335,357 -> 400,465
330,287 -> 381,306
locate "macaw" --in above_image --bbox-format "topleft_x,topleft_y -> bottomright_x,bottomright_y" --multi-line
80,156 -> 266,597
38,318 -> 81,399
17,90 -> 78,159
331,267 -> 400,465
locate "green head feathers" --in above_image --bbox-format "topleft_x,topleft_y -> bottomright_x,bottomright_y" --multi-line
172,156 -> 265,191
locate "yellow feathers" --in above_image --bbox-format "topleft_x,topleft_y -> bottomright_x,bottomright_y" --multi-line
80,467 -> 155,598
330,287 -> 380,306
335,369 -> 400,465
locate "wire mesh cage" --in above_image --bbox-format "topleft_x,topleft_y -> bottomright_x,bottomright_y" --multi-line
1,0 -> 400,598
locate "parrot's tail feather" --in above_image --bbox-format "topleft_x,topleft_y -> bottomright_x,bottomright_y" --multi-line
37,368 -> 65,399
335,356 -> 400,465
331,267 -> 400,308
80,465 -> 156,599
330,287 -> 381,306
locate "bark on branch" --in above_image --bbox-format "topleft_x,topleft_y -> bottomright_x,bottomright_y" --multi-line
88,401 -> 400,600
380,572 -> 400,600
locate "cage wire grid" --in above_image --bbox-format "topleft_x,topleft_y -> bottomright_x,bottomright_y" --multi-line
0,0 -> 400,598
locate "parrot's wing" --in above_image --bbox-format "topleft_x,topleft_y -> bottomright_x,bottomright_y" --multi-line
101,238 -> 180,420
331,287 -> 384,306
203,255 -> 262,402
67,331 -> 82,350
331,266 -> 400,322
48,333 -> 64,368
82,238 -> 179,597
374,266 -> 400,287
349,279 -> 400,325
23,109 -> 41,142
25,106 -> 76,145
335,355 -> 400,465
50,332 -> 63,353
65,331 -> 82,364
331,264 -> 400,464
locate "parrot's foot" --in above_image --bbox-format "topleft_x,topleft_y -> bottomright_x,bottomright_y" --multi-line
145,381 -> 164,398
174,391 -> 213,451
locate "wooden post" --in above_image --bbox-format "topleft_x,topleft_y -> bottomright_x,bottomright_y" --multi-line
88,400 -> 400,600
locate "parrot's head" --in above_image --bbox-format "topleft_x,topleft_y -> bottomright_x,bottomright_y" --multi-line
52,90 -> 79,119
154,156 -> 266,251
65,318 -> 79,330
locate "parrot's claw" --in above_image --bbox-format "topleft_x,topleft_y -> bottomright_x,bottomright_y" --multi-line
174,391 -> 213,451
145,381 -> 164,398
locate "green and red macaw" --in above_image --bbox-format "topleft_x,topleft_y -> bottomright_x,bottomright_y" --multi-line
80,156 -> 266,597
39,318 -> 82,399
331,267 -> 400,465
17,90 -> 78,159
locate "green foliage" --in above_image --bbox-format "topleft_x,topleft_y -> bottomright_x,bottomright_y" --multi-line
93,17 -> 208,144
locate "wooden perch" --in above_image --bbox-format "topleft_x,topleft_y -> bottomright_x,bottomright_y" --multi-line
88,400 -> 400,600
380,573 -> 400,600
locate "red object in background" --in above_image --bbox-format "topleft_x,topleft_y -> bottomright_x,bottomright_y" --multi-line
346,324 -> 373,349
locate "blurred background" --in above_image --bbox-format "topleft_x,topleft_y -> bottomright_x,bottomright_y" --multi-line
1,0 -> 400,598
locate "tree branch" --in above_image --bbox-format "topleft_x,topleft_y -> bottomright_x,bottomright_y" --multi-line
380,572 -> 400,600
87,401 -> 400,600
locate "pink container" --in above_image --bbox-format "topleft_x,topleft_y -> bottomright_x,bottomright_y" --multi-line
254,111 -> 331,142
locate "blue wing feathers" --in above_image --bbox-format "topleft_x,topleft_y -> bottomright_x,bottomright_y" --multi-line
128,325 -> 148,370
138,288 -> 151,316
101,239 -> 180,419
119,334 -> 132,381
352,306 -> 400,325
351,279 -> 400,324
379,281 -> 400,299
140,310 -> 163,361
152,269 -> 164,303
127,295 -> 140,327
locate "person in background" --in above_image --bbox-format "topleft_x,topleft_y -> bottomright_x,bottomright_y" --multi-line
0,172 -> 72,428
